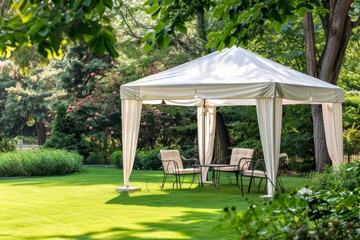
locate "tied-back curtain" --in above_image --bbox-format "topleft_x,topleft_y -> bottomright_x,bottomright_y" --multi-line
197,105 -> 216,182
256,98 -> 283,196
322,103 -> 343,167
121,99 -> 142,187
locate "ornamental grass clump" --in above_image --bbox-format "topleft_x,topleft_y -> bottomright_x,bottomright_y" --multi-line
0,149 -> 83,177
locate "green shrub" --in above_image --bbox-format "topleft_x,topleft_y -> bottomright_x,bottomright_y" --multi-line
222,187 -> 360,239
0,132 -> 16,153
137,147 -> 163,170
110,150 -> 122,168
0,149 -> 83,177
44,103 -> 91,157
85,152 -> 106,165
288,158 -> 316,174
111,148 -> 163,170
311,160 -> 360,192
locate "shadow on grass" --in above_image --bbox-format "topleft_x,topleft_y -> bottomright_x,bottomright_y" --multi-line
22,211 -> 235,240
106,189 -> 250,210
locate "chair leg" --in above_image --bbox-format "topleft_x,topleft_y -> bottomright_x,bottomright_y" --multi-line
172,174 -> 180,189
247,177 -> 254,193
240,175 -> 244,197
235,172 -> 239,186
177,175 -> 181,189
277,177 -> 285,193
161,173 -> 168,190
188,174 -> 196,189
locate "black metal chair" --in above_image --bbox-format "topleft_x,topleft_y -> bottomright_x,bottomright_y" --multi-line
240,153 -> 287,196
158,150 -> 201,190
214,148 -> 254,185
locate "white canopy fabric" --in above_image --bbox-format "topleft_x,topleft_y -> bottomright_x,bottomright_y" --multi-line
120,46 -> 344,196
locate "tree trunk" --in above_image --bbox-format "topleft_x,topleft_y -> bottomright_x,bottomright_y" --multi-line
303,2 -> 354,171
311,105 -> 332,171
304,13 -> 331,171
213,112 -> 231,163
35,121 -> 46,145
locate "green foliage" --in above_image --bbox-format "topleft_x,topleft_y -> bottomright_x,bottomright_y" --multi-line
110,150 -> 122,168
44,103 -> 91,157
220,106 -> 262,156
281,105 -> 314,161
222,187 -> 360,239
311,160 -> 360,192
343,92 -> 360,159
138,105 -> 197,151
0,132 -> 16,153
0,0 -> 118,58
58,43 -> 113,98
220,104 -> 315,164
111,148 -> 164,170
85,151 -> 106,165
143,0 -> 321,51
288,158 -> 315,174
137,147 -> 163,170
0,149 -> 83,177
0,61 -> 21,136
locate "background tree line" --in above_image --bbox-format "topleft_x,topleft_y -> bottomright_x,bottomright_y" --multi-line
0,0 -> 359,171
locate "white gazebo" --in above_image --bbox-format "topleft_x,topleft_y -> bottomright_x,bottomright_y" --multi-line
119,46 -> 344,197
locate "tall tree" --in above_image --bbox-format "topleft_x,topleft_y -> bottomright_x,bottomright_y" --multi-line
303,1 -> 360,171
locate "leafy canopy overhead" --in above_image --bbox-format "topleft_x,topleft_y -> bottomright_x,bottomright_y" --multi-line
0,0 -> 119,58
142,0 -> 323,52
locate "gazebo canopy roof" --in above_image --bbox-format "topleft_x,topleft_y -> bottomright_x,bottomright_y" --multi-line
120,46 -> 344,104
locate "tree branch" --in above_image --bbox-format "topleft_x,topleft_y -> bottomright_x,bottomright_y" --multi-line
118,9 -> 142,40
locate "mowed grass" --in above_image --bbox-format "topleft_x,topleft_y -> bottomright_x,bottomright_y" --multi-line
0,167 -> 312,239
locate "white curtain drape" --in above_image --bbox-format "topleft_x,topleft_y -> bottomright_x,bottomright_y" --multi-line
256,98 -> 283,196
197,105 -> 216,182
121,99 -> 142,187
322,103 -> 344,167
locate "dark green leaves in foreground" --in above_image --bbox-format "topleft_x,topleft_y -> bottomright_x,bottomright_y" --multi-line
142,0 -> 322,52
0,0 -> 119,58
222,187 -> 360,239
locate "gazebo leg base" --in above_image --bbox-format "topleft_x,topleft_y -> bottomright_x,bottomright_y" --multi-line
259,194 -> 273,200
116,186 -> 141,193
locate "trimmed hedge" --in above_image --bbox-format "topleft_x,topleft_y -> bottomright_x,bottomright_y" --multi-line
0,149 -> 83,177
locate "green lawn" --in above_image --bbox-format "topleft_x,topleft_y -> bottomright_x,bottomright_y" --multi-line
0,167 -> 312,239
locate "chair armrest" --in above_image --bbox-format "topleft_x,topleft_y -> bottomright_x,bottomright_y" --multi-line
181,156 -> 199,167
238,157 -> 253,170
252,159 -> 266,171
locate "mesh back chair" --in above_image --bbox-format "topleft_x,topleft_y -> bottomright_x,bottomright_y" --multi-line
158,150 -> 201,190
240,153 -> 287,196
215,148 -> 254,186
